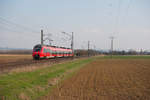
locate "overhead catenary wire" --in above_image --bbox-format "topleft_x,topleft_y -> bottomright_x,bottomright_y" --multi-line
0,16 -> 39,34
0,24 -> 40,37
126,0 -> 132,16
113,0 -> 121,35
0,18 -> 72,48
41,31 -> 71,48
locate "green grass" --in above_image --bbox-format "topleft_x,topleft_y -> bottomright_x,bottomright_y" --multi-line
100,55 -> 150,59
0,58 -> 93,100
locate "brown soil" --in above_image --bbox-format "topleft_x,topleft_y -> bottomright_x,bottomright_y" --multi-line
42,59 -> 150,100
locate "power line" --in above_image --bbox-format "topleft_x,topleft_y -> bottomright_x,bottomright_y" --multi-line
113,0 -> 121,34
0,16 -> 39,33
126,0 -> 132,16
61,31 -> 74,49
0,25 -> 39,37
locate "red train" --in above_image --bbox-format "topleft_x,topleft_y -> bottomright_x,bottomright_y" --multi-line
32,44 -> 73,60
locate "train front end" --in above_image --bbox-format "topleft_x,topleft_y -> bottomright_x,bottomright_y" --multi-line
32,44 -> 42,60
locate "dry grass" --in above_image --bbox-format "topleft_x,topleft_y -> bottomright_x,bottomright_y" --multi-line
19,93 -> 30,100
0,54 -> 32,63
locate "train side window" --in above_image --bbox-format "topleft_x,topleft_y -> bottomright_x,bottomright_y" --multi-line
52,50 -> 54,54
50,49 -> 52,53
54,50 -> 56,54
44,48 -> 47,53
54,51 -> 57,54
48,49 -> 50,53
47,49 -> 49,53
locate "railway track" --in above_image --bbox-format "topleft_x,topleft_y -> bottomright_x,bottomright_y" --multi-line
0,56 -> 84,73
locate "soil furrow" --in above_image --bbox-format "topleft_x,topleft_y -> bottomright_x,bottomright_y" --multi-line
42,59 -> 150,100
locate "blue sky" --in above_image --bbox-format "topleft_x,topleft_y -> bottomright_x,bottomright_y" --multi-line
0,0 -> 150,51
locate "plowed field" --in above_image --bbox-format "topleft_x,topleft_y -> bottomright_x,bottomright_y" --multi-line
43,59 -> 150,100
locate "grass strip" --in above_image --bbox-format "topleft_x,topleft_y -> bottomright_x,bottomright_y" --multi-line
99,55 -> 150,59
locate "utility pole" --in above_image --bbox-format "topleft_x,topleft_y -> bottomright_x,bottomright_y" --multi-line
110,36 -> 114,58
140,48 -> 143,55
88,41 -> 90,57
71,32 -> 74,58
94,45 -> 96,56
71,32 -> 74,53
41,30 -> 43,45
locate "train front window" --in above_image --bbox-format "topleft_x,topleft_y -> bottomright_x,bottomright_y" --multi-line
33,44 -> 42,52
34,48 -> 41,52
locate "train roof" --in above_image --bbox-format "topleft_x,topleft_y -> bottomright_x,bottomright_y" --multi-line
34,44 -> 71,49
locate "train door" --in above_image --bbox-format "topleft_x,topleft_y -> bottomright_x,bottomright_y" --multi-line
43,48 -> 47,58
46,48 -> 49,57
